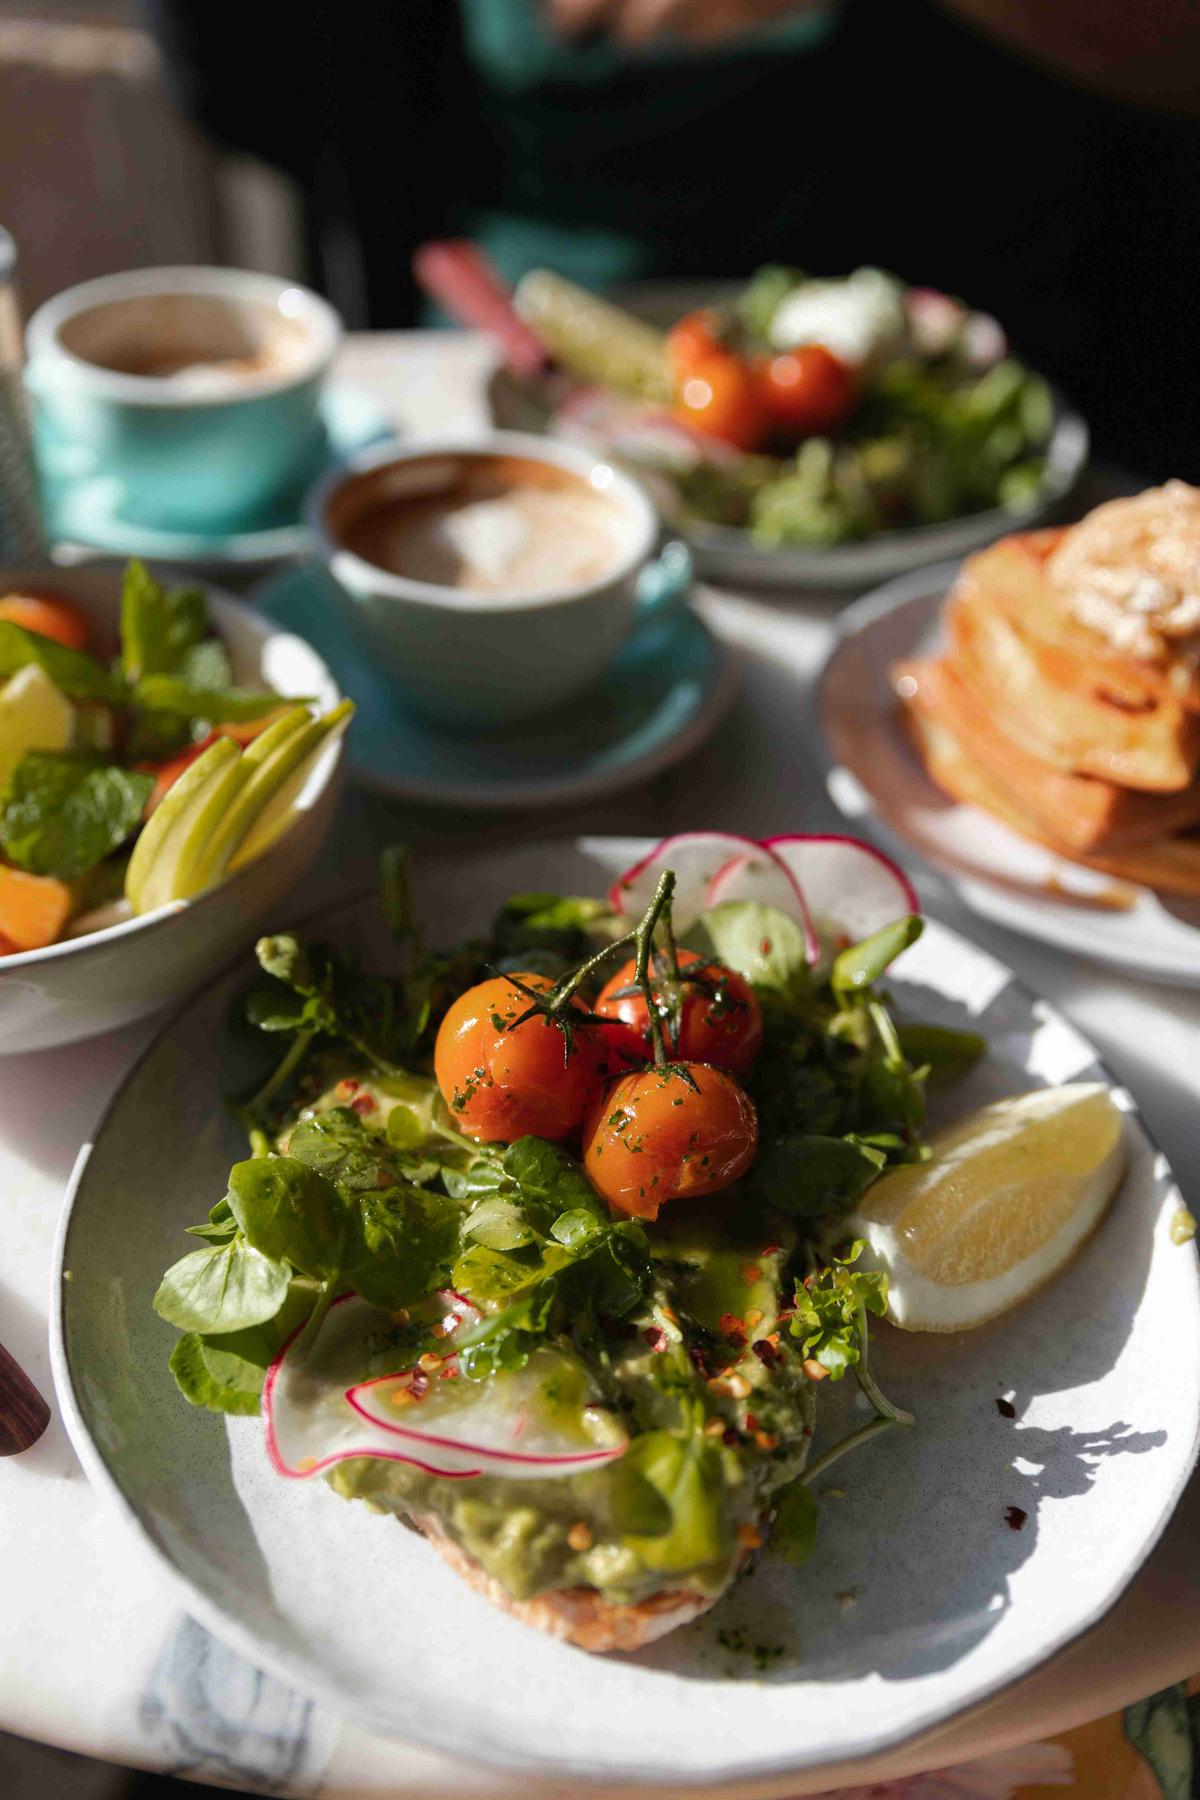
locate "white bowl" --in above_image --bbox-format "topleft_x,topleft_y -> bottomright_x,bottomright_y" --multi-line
0,563 -> 343,1052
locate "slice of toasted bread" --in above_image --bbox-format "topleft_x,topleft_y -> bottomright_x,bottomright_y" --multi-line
894,658 -> 1200,852
960,533 -> 1200,713
411,1513 -> 727,1652
949,582 -> 1200,792
900,682 -> 1200,898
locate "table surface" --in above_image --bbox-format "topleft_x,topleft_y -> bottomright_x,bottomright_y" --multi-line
4,331 -> 1200,1800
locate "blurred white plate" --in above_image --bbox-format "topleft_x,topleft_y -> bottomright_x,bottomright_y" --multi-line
52,836 -> 1200,1787
818,563 -> 1200,986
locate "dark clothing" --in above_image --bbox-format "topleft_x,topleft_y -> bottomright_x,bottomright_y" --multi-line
142,0 -> 1200,479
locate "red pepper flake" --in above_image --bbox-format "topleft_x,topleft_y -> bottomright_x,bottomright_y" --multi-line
740,1262 -> 762,1286
996,1397 -> 1017,1420
1003,1505 -> 1027,1531
335,1078 -> 360,1099
744,1412 -> 759,1432
759,938 -> 772,956
722,1427 -> 739,1447
408,1369 -> 429,1400
688,1343 -> 713,1378
351,1092 -> 377,1115
642,1326 -> 668,1353
719,1311 -> 747,1345
752,1338 -> 778,1368
759,1244 -> 781,1259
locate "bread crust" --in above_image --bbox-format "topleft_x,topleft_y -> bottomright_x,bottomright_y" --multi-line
410,1512 -> 723,1652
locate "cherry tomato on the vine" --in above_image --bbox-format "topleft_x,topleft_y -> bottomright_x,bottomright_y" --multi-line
434,972 -> 606,1145
595,949 -> 763,1081
582,1064 -> 758,1221
757,344 -> 857,437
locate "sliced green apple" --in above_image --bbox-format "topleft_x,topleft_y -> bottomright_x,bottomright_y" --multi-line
125,736 -> 240,915
218,700 -> 353,876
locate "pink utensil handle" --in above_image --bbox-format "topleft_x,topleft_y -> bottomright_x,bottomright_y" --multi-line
0,1338 -> 50,1455
412,241 -> 551,380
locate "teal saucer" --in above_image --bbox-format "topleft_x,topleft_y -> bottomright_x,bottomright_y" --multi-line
252,561 -> 736,809
42,385 -> 394,576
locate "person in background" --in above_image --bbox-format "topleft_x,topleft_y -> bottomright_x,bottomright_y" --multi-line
142,0 -> 1200,478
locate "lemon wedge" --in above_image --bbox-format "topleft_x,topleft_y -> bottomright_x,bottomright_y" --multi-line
850,1084 -> 1127,1332
0,664 -> 73,793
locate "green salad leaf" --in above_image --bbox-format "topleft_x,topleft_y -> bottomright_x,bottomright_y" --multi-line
0,620 -> 125,704
0,751 -> 152,878
119,558 -> 209,682
153,1234 -> 291,1335
750,1133 -> 883,1219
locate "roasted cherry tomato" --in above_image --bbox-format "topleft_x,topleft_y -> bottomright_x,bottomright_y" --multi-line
595,949 -> 763,1081
0,590 -> 91,650
435,972 -> 607,1145
582,1064 -> 758,1220
673,352 -> 766,452
757,344 -> 857,437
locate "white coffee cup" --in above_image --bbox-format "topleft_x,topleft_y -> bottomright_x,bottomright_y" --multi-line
306,433 -> 689,728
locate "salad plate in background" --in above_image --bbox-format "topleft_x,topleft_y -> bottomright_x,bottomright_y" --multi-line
52,833 -> 1200,1785
428,249 -> 1091,589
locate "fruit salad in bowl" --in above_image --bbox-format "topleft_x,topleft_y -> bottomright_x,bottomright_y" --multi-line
0,560 -> 348,1051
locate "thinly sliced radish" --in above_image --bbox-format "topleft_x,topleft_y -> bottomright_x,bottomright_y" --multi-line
764,835 -> 918,962
264,1294 -> 481,1481
348,1345 -> 627,1480
704,853 -> 820,962
613,833 -> 820,962
264,1296 -> 625,1484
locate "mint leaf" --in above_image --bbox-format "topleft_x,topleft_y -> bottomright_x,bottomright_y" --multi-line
1,752 -> 151,878
0,620 -> 125,704
119,558 -> 208,681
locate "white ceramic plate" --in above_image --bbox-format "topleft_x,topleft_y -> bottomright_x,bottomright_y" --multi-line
51,837 -> 1200,1787
818,565 -> 1200,987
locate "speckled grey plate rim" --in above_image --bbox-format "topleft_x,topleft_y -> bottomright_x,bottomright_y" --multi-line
47,839 -> 1200,1790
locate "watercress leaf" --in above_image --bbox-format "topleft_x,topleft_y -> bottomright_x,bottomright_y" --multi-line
227,1155 -> 354,1283
286,1107 -> 404,1192
492,891 -> 616,962
503,1136 -> 607,1230
153,1236 -> 290,1334
831,914 -> 923,1002
451,1243 -> 539,1304
0,619 -> 126,704
749,1134 -> 881,1219
244,980 -> 331,1034
455,1276 -> 557,1380
385,1105 -> 423,1150
896,1023 -> 985,1084
685,901 -> 810,1002
550,1207 -> 603,1249
0,752 -> 152,878
169,1333 -> 262,1415
462,1196 -> 537,1251
772,1480 -> 818,1564
441,1156 -> 505,1204
345,1186 -> 459,1309
120,559 -> 208,681
133,674 -> 284,726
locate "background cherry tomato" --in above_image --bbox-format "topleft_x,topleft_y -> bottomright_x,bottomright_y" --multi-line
583,1063 -> 758,1220
758,344 -> 857,437
673,352 -> 766,451
595,949 -> 763,1080
666,308 -> 723,368
435,972 -> 606,1144
0,591 -> 91,651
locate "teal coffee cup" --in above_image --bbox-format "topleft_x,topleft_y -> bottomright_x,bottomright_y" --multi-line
25,267 -> 341,532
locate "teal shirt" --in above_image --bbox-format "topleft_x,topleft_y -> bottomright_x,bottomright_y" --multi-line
449,1 -> 841,294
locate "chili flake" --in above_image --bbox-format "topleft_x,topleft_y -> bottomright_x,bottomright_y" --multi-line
567,1521 -> 594,1552
1003,1505 -> 1028,1532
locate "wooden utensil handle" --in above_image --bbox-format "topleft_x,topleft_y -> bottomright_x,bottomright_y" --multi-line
0,1337 -> 50,1455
